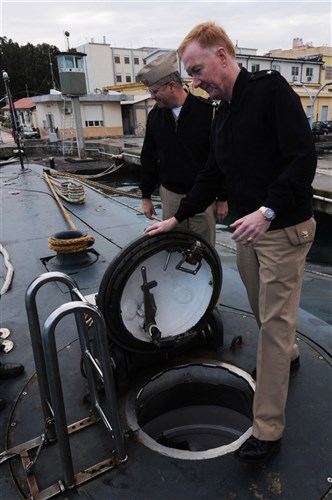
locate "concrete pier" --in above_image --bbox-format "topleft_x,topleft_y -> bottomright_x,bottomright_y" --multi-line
313,151 -> 332,214
1,131 -> 331,214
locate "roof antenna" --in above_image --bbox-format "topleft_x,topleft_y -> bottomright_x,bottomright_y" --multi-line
64,31 -> 70,51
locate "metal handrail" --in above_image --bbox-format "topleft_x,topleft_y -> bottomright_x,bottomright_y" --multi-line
42,300 -> 126,487
25,272 -> 126,489
25,272 -> 83,442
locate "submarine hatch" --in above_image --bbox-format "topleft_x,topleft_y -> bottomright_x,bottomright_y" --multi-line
96,230 -> 254,459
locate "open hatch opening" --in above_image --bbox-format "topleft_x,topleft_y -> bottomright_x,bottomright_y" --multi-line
126,362 -> 254,460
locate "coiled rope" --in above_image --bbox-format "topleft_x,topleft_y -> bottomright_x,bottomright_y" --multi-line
43,172 -> 95,253
47,170 -> 162,221
47,234 -> 95,253
49,170 -> 160,201
44,175 -> 85,204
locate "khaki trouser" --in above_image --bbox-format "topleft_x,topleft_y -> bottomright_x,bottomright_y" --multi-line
236,217 -> 316,440
159,185 -> 216,246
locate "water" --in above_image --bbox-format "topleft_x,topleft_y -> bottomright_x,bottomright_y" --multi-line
308,211 -> 332,264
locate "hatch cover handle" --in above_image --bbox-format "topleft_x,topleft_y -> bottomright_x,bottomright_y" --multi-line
176,244 -> 204,275
140,266 -> 161,343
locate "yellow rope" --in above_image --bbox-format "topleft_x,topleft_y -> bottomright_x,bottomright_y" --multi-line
43,172 -> 78,230
48,171 -> 162,221
44,172 -> 95,253
49,170 -> 160,201
48,235 -> 95,253
45,168 -> 164,258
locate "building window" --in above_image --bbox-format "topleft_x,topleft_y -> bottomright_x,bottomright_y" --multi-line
114,56 -> 120,64
251,64 -> 260,72
134,57 -> 139,65
64,56 -> 73,69
306,105 -> 312,119
326,66 -> 332,79
62,55 -> 83,69
291,66 -> 299,76
321,105 -> 328,121
116,74 -> 122,83
272,64 -> 281,72
85,120 -> 104,127
124,56 -> 130,64
306,67 -> 313,82
126,75 -> 132,83
84,105 -> 104,127
46,113 -> 55,132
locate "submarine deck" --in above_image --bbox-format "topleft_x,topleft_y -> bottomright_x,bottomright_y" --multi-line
0,161 -> 331,500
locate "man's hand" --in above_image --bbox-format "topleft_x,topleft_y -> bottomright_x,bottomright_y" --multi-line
144,217 -> 178,235
142,198 -> 157,219
215,200 -> 228,222
230,210 -> 271,245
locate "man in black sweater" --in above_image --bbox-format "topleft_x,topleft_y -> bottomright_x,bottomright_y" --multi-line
145,23 -> 317,464
137,50 -> 227,245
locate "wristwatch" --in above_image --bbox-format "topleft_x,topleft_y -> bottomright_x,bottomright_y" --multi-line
259,206 -> 276,221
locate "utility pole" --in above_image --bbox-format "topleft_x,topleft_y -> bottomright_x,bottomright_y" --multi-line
49,48 -> 57,91
2,70 -> 25,170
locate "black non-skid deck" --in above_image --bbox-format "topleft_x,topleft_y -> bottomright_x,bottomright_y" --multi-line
0,162 -> 331,499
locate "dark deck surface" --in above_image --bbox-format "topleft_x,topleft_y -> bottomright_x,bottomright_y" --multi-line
0,162 -> 331,499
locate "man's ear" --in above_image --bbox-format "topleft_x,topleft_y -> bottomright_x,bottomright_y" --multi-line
216,46 -> 227,64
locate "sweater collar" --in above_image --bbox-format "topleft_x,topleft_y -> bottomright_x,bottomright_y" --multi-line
229,67 -> 249,106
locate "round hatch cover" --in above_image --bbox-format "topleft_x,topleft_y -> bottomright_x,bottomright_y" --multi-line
97,230 -> 222,353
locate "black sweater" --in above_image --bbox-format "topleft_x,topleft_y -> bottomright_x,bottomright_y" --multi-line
140,92 -> 225,200
175,68 -> 317,230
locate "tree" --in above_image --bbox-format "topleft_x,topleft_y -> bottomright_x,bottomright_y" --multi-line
0,37 -> 60,102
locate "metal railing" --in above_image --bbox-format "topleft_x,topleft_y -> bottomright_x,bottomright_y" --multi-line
0,271 -> 126,498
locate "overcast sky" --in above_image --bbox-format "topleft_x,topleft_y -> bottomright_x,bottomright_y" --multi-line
1,0 -> 331,55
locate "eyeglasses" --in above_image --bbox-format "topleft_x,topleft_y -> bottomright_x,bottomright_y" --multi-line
148,82 -> 169,95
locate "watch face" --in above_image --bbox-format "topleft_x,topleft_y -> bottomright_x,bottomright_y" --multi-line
260,207 -> 275,220
264,208 -> 275,220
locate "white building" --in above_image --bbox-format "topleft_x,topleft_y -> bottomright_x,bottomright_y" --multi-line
78,41 -> 324,90
76,40 -> 158,92
236,53 -> 322,84
32,91 -> 124,141
27,39 -> 329,143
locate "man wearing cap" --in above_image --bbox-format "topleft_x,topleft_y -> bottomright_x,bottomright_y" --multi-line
137,50 -> 227,245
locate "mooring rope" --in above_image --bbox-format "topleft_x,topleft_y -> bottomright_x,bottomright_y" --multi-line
44,175 -> 85,204
47,170 -> 163,224
49,170 -> 160,201
47,171 -> 332,280
0,243 -> 14,295
47,234 -> 95,253
43,172 -> 95,253
82,161 -> 125,179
